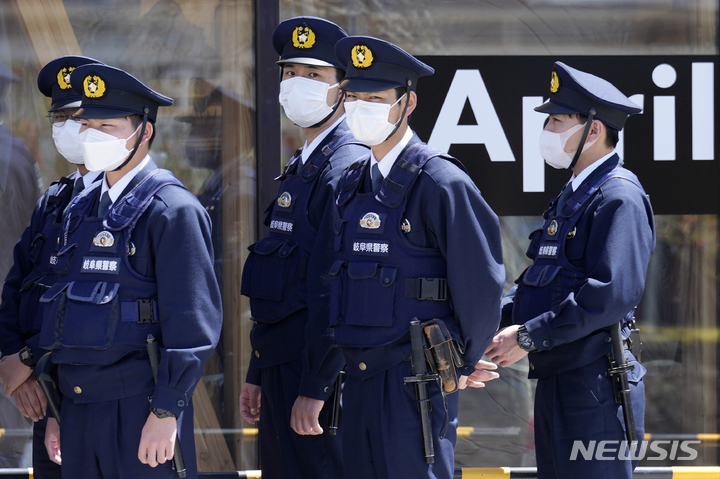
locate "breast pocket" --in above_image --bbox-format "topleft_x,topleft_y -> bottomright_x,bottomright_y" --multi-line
240,236 -> 307,323
39,281 -> 120,350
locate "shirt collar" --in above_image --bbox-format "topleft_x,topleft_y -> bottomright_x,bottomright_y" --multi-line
569,150 -> 616,191
101,154 -> 152,204
80,169 -> 102,189
370,127 -> 413,179
301,114 -> 345,164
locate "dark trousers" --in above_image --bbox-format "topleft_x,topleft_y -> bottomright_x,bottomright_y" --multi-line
342,360 -> 458,479
59,392 -> 196,479
258,360 -> 343,479
534,353 -> 646,479
32,417 -> 62,479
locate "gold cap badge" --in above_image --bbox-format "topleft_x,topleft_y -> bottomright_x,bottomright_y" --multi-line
360,212 -> 381,229
277,192 -> 292,208
292,25 -> 316,49
550,71 -> 560,93
352,45 -> 374,68
93,231 -> 115,248
57,66 -> 74,90
547,220 -> 558,236
84,75 -> 106,98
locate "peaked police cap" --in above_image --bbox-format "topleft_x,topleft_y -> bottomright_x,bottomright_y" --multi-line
535,61 -> 641,130
37,56 -> 104,111
335,36 -> 434,92
273,16 -> 347,70
70,64 -> 173,122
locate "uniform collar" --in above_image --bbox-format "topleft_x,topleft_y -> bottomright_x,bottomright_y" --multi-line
301,114 -> 346,164
370,127 -> 413,179
569,150 -> 616,191
101,154 -> 152,204
80,169 -> 102,189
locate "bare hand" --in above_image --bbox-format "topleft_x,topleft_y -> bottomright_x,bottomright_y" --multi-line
138,413 -> 177,467
0,353 -> 33,397
45,417 -> 61,465
485,325 -> 528,368
290,396 -> 325,435
239,382 -> 261,424
12,374 -> 47,421
459,360 -> 499,389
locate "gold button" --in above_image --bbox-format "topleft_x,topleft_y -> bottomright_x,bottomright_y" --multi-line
254,351 -> 260,359
358,362 -> 367,371
529,363 -> 535,371
73,386 -> 82,394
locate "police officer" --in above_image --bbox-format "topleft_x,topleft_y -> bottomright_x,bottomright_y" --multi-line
0,55 -> 104,476
485,62 -> 655,478
38,64 -> 222,478
238,16 -> 367,479
330,36 -> 504,479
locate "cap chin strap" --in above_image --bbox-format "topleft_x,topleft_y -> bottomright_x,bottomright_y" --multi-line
383,88 -> 411,143
113,106 -> 149,172
308,91 -> 345,129
569,107 -> 596,169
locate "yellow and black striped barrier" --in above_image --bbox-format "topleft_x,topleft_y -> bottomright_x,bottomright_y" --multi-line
5,467 -> 720,478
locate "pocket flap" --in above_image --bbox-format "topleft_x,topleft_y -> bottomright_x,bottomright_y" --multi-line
522,264 -> 562,287
57,242 -> 77,257
278,242 -> 298,258
252,237 -> 296,256
348,262 -> 379,280
66,281 -> 104,302
378,266 -> 397,287
19,270 -> 46,293
328,260 -> 345,277
40,282 -> 69,303
334,218 -> 346,235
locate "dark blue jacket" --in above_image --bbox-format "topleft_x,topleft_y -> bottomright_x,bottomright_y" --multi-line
510,155 -> 655,378
242,120 -> 368,400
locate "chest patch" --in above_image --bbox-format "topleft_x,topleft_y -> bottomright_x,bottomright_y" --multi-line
352,240 -> 389,256
270,219 -> 294,235
81,257 -> 120,274
537,244 -> 559,259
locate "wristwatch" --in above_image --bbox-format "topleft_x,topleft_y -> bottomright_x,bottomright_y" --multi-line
151,407 -> 177,419
517,326 -> 537,352
18,346 -> 35,369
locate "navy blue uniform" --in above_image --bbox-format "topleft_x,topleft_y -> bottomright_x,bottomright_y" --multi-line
39,161 -> 222,479
331,135 -> 504,479
0,172 -> 80,478
508,155 -> 655,478
241,120 -> 367,479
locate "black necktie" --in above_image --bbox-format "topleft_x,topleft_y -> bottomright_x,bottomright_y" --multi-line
371,163 -> 383,193
97,191 -> 112,217
557,184 -> 573,210
71,177 -> 84,198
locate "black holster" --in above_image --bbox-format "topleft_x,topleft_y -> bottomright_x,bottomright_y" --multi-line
35,352 -> 62,423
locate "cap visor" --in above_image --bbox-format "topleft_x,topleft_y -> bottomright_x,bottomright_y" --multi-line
74,106 -> 141,120
339,78 -> 403,93
49,99 -> 82,112
534,100 -> 580,115
276,57 -> 334,67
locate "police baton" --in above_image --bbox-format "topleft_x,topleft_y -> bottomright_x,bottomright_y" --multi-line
146,335 -> 187,478
404,318 -> 436,464
608,322 -> 637,446
35,353 -> 61,424
328,369 -> 344,436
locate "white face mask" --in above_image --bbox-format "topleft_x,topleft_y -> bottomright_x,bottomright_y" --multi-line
278,76 -> 339,128
52,120 -> 84,164
344,93 -> 406,146
538,122 -> 597,169
79,124 -> 142,172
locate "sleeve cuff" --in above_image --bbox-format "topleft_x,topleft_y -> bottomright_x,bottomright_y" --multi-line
150,384 -> 190,417
298,372 -> 337,401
